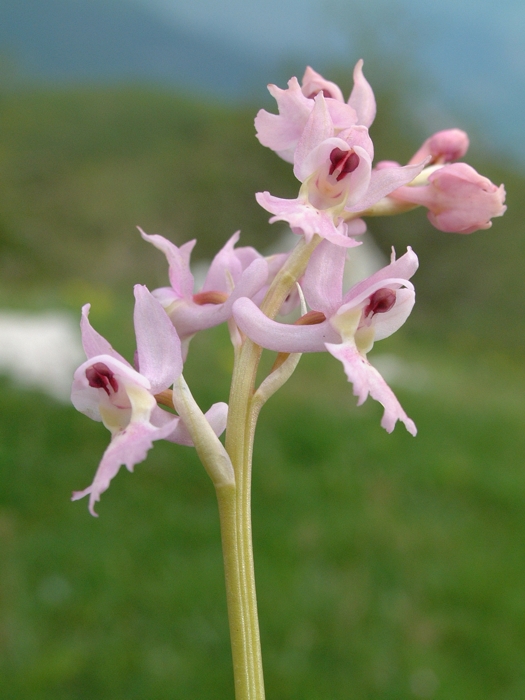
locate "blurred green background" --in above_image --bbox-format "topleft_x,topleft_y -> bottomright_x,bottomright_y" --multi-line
1,2 -> 525,698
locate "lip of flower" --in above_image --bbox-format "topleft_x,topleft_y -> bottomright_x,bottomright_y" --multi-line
301,146 -> 363,212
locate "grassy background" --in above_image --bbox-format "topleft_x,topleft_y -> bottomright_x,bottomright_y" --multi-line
0,82 -> 524,699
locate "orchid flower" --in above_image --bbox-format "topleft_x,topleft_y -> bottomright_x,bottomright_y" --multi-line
233,241 -> 418,434
139,228 -> 270,354
255,59 -> 376,163
256,94 -> 427,248
71,285 -> 228,515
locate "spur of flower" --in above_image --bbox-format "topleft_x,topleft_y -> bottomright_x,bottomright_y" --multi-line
233,240 -> 418,434
71,284 -> 227,515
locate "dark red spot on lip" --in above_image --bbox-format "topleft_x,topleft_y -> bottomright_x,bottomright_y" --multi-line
86,362 -> 119,395
364,288 -> 396,317
329,148 -> 360,181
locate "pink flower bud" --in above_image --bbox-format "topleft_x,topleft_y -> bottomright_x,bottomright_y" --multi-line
409,129 -> 470,165
390,163 -> 506,234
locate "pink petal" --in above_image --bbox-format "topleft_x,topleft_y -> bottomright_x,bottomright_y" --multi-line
72,418 -> 178,516
339,145 -> 373,208
346,160 -> 427,213
202,231 -> 243,291
139,228 -> 195,299
71,353 -> 151,421
298,135 -> 354,183
133,285 -> 182,394
233,297 -> 339,352
254,77 -> 313,163
325,342 -> 416,435
348,60 -> 376,128
293,94 -> 334,179
161,401 -> 229,446
301,66 -> 344,102
256,191 -> 361,248
80,304 -> 130,365
343,247 -> 419,305
326,100 -> 359,131
369,288 -> 416,341
167,258 -> 268,339
345,219 -> 367,236
302,239 -> 345,315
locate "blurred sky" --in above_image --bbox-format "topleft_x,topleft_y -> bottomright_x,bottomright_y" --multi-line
0,0 -> 523,168
138,0 -> 525,167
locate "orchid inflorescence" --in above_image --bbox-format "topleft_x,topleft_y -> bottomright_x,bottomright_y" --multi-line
71,61 -> 506,699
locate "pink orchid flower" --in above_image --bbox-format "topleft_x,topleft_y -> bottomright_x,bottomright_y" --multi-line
233,241 -> 418,434
140,229 -> 270,353
71,285 -> 227,515
388,162 -> 507,234
255,59 -> 376,163
256,95 -> 427,248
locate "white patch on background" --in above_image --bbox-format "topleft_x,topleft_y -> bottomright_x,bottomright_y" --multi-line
0,311 -> 84,402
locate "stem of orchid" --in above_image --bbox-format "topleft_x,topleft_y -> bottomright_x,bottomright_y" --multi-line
259,234 -> 321,317
219,234 -> 322,700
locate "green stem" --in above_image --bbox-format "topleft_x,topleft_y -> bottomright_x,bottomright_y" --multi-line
218,234 -> 322,700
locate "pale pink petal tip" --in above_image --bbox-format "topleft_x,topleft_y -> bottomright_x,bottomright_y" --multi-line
326,342 -> 417,435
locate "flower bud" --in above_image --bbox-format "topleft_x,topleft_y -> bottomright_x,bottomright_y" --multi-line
409,129 -> 470,165
390,163 -> 506,234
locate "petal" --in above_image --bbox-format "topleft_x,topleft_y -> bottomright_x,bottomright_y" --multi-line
326,100 -> 359,131
162,401 -> 229,446
325,341 -> 416,435
302,239 -> 345,315
71,353 -> 150,422
340,145 -> 373,208
233,297 -> 339,352
256,191 -> 361,248
348,60 -> 376,128
139,228 -> 195,300
254,77 -> 313,162
201,231 -> 243,292
133,285 -> 183,393
71,417 -> 178,516
80,304 -> 130,365
293,94 -> 334,180
167,258 -> 269,339
346,160 -> 428,213
370,288 -> 415,341
301,66 -> 344,101
343,247 -> 419,305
